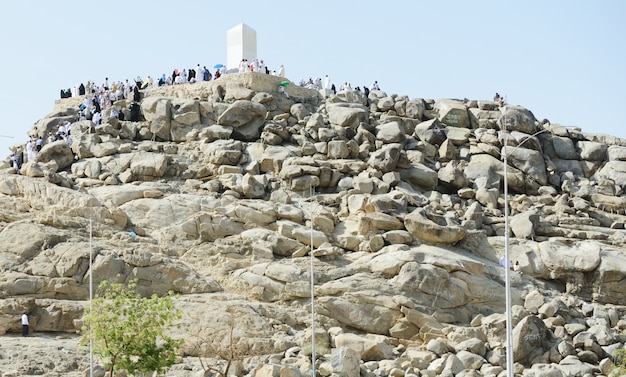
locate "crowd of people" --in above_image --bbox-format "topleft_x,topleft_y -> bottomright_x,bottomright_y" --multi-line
9,121 -> 73,174
297,75 -> 381,96
8,60 -> 383,174
59,57 -> 286,100
7,59 -> 289,173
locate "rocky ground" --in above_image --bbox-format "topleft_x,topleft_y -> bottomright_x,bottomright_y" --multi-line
0,332 -> 86,376
1,72 -> 626,376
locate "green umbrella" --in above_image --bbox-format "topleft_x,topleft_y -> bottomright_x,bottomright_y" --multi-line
278,81 -> 290,87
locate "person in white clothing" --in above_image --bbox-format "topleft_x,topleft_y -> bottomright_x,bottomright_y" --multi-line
323,75 -> 331,90
22,312 -> 29,336
278,65 -> 285,77
83,97 -> 92,112
278,85 -> 289,98
123,80 -> 131,99
370,81 -> 380,91
26,139 -> 35,161
93,112 -> 101,125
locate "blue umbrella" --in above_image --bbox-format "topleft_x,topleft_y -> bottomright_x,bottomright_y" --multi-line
214,64 -> 224,69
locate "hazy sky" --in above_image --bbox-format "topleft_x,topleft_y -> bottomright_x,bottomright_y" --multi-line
0,0 -> 624,155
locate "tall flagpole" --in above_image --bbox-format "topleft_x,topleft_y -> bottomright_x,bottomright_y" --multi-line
89,207 -> 94,377
309,187 -> 316,377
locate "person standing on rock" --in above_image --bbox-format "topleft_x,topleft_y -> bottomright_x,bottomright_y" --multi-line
26,138 -> 36,162
323,75 -> 331,90
22,312 -> 29,336
10,152 -> 21,174
36,136 -> 44,152
278,64 -> 285,77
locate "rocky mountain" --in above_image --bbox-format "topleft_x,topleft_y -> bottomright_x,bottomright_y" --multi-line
1,72 -> 626,377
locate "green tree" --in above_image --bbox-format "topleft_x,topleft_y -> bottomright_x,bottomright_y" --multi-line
82,279 -> 183,376
610,347 -> 626,376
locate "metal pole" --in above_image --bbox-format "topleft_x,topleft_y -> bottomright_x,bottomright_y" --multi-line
89,210 -> 94,377
309,188 -> 316,377
503,104 -> 514,376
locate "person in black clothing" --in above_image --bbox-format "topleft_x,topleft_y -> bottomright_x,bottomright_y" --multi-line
78,83 -> 86,95
129,102 -> 140,121
133,86 -> 141,102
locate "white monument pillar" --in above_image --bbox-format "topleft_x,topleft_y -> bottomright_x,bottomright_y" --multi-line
227,23 -> 257,71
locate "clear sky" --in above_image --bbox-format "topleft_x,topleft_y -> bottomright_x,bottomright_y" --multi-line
0,0 -> 624,156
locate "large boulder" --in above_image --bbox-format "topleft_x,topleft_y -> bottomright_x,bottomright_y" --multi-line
589,247 -> 626,305
326,103 -> 369,128
404,208 -> 466,244
334,333 -> 393,362
141,97 -> 172,141
596,161 -> 626,190
398,163 -> 438,191
217,100 -> 267,140
330,347 -> 361,377
434,99 -> 470,128
170,98 -> 201,141
414,118 -> 447,145
375,121 -> 405,144
503,145 -> 548,186
33,140 -> 74,170
465,154 -> 504,189
499,105 -> 537,134
71,133 -> 101,159
438,160 -> 468,189
513,315 -> 548,363
367,143 -> 402,173
607,145 -> 626,161
129,153 -> 168,180
205,139 -> 243,165
538,240 -> 601,276
0,222 -> 62,262
317,296 -> 398,335
577,141 -> 607,161
405,98 -> 426,120
240,228 -> 302,256
551,136 -> 578,160
510,210 -> 539,239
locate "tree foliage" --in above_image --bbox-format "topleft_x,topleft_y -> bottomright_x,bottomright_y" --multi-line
610,347 -> 626,376
81,279 -> 183,376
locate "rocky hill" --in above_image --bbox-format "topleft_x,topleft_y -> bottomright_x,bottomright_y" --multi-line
1,72 -> 626,377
